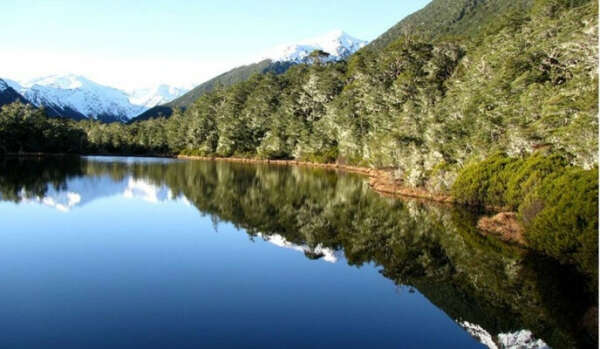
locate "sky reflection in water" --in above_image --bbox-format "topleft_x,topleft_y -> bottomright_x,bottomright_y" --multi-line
0,156 -> 590,348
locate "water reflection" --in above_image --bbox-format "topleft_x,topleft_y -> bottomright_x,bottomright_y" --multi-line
460,322 -> 550,349
12,176 -> 179,212
0,156 -> 595,348
257,233 -> 341,263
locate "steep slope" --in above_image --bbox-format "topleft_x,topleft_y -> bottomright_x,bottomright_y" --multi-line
131,30 -> 367,122
0,79 -> 30,106
368,0 -> 533,50
169,60 -> 293,110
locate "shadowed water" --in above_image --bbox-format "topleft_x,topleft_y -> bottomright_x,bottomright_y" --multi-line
0,156 -> 595,348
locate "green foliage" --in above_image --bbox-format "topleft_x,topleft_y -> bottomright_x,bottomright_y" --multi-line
0,103 -> 86,154
302,146 -> 339,164
521,167 -> 598,283
367,0 -> 533,50
453,151 -> 574,209
452,151 -> 598,282
452,153 -> 521,207
532,0 -> 594,18
505,152 -> 571,207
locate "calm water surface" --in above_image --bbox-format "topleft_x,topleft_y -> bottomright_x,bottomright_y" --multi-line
0,156 -> 595,348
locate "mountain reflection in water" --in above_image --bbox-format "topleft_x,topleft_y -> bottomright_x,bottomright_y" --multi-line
0,156 -> 596,349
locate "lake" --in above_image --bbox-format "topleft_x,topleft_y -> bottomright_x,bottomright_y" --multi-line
0,156 -> 595,348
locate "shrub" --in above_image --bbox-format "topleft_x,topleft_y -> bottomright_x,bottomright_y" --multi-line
303,147 -> 339,164
504,152 -> 571,208
521,167 -> 598,282
453,153 -> 598,282
451,153 -> 521,207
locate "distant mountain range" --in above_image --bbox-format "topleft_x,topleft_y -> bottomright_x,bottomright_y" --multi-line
1,30 -> 366,123
1,75 -> 188,122
131,30 -> 368,121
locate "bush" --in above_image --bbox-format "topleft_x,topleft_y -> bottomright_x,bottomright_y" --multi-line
504,152 -> 571,208
451,153 -> 521,207
180,148 -> 210,157
303,147 -> 339,164
453,153 -> 598,282
521,167 -> 598,282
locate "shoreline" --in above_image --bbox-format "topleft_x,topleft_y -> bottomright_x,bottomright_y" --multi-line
177,155 -> 457,204
179,155 -> 511,211
0,152 -> 496,207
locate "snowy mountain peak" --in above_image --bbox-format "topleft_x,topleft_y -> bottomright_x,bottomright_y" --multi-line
260,30 -> 368,63
0,79 -> 8,92
127,84 -> 188,109
3,75 -> 188,121
13,74 -> 143,121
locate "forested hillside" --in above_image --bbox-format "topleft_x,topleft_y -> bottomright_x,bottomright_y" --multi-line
368,0 -> 533,49
1,0 -> 597,281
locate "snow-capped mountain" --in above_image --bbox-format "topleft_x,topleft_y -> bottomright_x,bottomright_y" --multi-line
260,30 -> 368,63
18,75 -> 145,122
4,75 -> 188,122
127,84 -> 188,109
0,79 -> 30,106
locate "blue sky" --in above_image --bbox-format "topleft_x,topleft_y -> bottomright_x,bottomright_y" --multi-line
1,0 -> 429,89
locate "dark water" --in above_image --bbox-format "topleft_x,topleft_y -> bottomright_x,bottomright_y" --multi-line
0,156 -> 595,348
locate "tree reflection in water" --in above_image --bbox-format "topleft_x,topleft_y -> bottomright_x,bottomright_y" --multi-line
0,156 -> 596,348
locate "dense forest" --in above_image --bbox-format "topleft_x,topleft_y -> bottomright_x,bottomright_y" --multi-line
0,0 -> 597,287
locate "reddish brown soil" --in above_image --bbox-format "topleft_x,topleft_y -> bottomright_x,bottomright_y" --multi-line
477,212 -> 526,246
